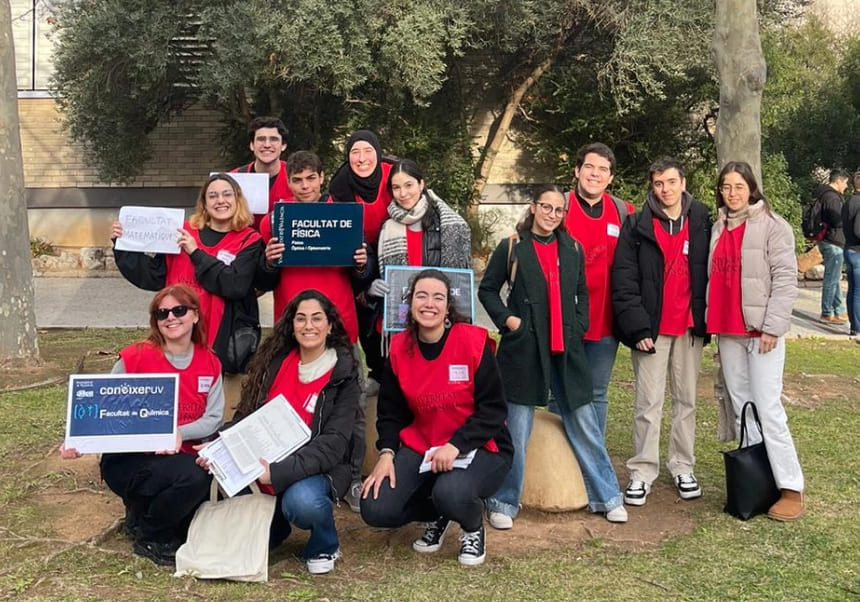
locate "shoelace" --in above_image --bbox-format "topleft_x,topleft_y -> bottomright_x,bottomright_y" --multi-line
459,531 -> 482,554
423,523 -> 444,541
678,475 -> 696,486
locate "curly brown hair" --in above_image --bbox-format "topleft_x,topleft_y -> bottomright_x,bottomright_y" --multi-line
236,290 -> 354,415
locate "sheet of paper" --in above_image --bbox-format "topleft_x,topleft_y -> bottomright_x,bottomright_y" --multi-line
114,206 -> 184,254
212,171 -> 269,214
198,438 -> 264,498
219,394 -> 311,472
418,447 -> 477,473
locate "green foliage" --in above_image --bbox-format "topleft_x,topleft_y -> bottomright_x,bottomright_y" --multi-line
29,237 -> 55,257
50,0 -> 207,183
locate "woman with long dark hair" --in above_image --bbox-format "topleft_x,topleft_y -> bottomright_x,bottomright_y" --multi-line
708,161 -> 804,520
225,290 -> 360,574
360,269 -> 512,566
478,184 -> 627,529
61,284 -> 222,566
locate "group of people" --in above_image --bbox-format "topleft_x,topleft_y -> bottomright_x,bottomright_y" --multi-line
60,120 -> 806,575
812,168 -> 860,337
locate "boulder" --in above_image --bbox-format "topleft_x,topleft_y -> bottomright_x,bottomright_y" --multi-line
797,245 -> 822,276
804,264 -> 825,280
80,247 -> 105,271
521,410 -> 588,512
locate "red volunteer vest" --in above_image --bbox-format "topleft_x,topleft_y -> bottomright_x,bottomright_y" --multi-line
119,341 -> 222,454
261,208 -> 359,342
564,192 -> 623,340
267,349 -> 333,427
653,218 -> 694,336
389,323 -> 499,454
232,160 -> 295,229
357,161 -> 393,246
165,222 -> 262,349
707,223 -> 753,336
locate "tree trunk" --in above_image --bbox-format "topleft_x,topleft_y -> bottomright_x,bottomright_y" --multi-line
711,0 -> 767,183
0,0 -> 40,365
469,55 -> 553,219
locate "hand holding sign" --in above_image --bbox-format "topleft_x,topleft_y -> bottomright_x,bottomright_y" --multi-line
114,207 -> 185,254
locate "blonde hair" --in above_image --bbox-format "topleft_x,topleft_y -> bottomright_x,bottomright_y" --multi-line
189,173 -> 254,231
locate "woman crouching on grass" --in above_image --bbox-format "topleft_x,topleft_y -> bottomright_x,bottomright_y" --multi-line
60,284 -> 223,566
360,269 -> 513,566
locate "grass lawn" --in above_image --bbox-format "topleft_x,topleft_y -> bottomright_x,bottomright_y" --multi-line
0,331 -> 858,601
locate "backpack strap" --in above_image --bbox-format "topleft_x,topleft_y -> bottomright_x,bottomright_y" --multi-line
506,233 -> 520,288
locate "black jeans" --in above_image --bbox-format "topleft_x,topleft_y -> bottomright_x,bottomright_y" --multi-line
100,452 -> 211,542
360,447 -> 511,532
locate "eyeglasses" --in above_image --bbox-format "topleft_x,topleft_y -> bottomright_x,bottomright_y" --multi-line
719,184 -> 748,194
535,201 -> 567,217
254,136 -> 282,144
153,305 -> 191,320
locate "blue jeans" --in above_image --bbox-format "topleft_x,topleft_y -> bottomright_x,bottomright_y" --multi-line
583,336 -> 619,434
275,475 -> 338,560
487,367 -> 623,517
844,248 -> 860,333
819,241 -> 846,316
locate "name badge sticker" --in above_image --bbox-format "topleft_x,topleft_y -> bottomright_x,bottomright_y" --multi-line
304,393 -> 318,414
607,223 -> 620,238
198,376 -> 214,393
683,240 -> 690,255
216,250 -> 236,265
449,364 -> 469,383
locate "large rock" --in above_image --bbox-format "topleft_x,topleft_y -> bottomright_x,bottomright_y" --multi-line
805,264 -> 825,280
521,410 -> 588,512
797,245 -> 822,276
80,247 -> 105,270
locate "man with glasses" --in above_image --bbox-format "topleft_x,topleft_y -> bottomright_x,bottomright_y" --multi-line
232,117 -> 294,227
563,143 -> 633,435
611,157 -> 711,506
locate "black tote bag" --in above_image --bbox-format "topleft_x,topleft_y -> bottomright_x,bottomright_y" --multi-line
722,401 -> 780,520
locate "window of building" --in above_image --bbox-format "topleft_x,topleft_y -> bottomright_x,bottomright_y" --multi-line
12,0 -> 58,97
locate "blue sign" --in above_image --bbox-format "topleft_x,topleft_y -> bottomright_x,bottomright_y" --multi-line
65,374 -> 179,454
273,202 -> 363,266
382,266 -> 475,332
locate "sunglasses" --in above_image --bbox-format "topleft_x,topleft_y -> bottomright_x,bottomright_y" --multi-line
153,305 -> 191,320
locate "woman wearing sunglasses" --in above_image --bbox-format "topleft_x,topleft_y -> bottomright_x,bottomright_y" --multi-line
60,284 -> 223,566
478,185 -> 627,529
112,173 -> 263,393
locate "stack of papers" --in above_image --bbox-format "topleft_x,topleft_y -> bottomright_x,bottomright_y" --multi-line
419,447 -> 477,473
199,395 -> 311,496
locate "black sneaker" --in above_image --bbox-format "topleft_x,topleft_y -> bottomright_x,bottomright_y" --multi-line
675,473 -> 702,500
458,525 -> 486,566
133,539 -> 179,566
412,516 -> 451,553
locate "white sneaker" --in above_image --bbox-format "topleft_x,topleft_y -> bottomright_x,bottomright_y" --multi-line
605,506 -> 628,523
306,549 -> 341,574
675,473 -> 702,500
487,511 -> 513,530
623,480 -> 651,506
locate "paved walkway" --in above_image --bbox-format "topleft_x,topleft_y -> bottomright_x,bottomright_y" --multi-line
34,275 -> 853,339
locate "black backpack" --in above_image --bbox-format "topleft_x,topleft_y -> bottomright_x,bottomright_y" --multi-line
802,193 -> 827,242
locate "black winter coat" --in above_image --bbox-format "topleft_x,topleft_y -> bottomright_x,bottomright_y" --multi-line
611,194 -> 711,349
231,346 -> 360,498
478,230 -> 592,409
819,187 -> 846,247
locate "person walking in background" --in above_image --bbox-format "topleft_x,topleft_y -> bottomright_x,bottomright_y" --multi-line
361,269 -> 512,567
612,157 -> 711,506
563,143 -> 634,434
708,161 -> 804,521
817,168 -> 850,325
842,170 -> 860,337
479,185 -> 627,530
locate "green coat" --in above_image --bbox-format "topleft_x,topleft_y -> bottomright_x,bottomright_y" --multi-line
478,230 -> 592,409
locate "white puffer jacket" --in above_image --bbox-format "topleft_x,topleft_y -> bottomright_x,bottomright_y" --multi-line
708,201 -> 798,337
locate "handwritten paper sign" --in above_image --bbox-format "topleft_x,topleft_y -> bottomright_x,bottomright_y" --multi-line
213,171 -> 269,214
114,206 -> 184,254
